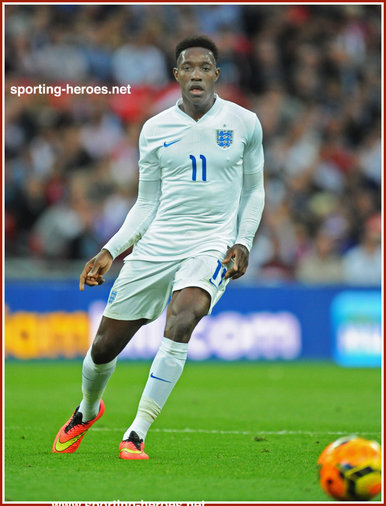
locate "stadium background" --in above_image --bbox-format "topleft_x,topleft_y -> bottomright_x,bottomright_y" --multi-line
4,3 -> 382,502
5,3 -> 381,365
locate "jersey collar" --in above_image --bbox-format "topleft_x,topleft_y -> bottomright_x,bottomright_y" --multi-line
175,93 -> 222,123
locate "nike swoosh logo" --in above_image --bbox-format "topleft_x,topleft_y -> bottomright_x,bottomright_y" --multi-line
55,431 -> 86,452
120,447 -> 142,454
163,139 -> 181,147
150,372 -> 172,383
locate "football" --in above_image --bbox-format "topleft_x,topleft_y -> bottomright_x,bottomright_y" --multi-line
318,435 -> 381,501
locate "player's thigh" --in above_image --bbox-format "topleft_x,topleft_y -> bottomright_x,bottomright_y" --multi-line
164,287 -> 211,342
167,287 -> 211,322
103,258 -> 179,322
95,258 -> 181,361
164,254 -> 231,341
172,253 -> 230,314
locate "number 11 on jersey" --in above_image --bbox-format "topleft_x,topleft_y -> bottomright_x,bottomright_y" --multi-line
189,154 -> 207,181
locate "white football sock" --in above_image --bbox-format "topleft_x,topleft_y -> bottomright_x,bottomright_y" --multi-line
79,348 -> 117,422
123,337 -> 188,441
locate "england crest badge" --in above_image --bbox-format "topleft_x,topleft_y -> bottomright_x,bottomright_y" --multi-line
216,129 -> 233,149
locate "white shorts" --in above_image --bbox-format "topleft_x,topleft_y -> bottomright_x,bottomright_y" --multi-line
103,253 -> 230,322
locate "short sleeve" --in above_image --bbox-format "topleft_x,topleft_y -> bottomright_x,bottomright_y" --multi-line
138,121 -> 161,181
243,115 -> 264,175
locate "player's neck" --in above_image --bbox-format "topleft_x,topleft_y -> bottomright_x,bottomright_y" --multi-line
179,96 -> 216,121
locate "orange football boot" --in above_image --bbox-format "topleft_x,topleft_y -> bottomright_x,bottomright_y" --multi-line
119,431 -> 149,460
52,400 -> 105,453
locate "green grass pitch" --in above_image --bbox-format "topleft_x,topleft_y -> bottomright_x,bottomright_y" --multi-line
4,360 -> 382,502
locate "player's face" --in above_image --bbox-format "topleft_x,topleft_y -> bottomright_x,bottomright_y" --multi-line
174,47 -> 220,111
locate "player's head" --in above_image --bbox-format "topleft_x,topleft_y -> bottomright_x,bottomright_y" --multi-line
175,35 -> 219,65
174,36 -> 220,109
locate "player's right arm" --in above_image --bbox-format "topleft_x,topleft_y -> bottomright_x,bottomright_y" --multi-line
102,178 -> 161,259
79,178 -> 161,290
79,121 -> 161,290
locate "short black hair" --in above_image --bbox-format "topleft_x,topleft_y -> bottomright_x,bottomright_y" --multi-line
175,35 -> 218,64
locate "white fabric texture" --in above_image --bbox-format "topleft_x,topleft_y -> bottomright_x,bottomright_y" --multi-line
103,179 -> 160,260
79,348 -> 117,422
103,95 -> 264,262
236,169 -> 265,251
103,253 -> 229,322
123,337 -> 188,441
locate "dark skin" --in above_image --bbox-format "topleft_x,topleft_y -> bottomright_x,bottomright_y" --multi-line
173,46 -> 220,121
81,46 -> 250,364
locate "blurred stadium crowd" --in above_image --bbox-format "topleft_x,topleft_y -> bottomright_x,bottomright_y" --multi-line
5,4 -> 381,285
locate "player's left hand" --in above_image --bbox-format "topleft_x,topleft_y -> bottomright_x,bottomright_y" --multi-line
222,244 -> 249,280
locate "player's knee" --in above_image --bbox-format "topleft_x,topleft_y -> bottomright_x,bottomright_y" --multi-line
167,308 -> 204,342
91,332 -> 116,364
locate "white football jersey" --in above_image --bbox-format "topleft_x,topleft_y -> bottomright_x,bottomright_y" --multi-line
131,95 -> 264,261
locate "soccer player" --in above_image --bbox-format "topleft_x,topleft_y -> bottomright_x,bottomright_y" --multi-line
53,35 -> 265,460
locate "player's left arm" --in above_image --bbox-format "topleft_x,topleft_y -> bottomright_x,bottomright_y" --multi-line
223,116 -> 265,280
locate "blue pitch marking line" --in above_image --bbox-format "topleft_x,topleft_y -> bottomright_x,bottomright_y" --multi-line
150,372 -> 172,383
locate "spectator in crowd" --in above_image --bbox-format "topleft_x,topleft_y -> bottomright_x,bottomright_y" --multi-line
5,4 -> 381,285
296,227 -> 344,284
343,213 -> 382,286
111,31 -> 168,87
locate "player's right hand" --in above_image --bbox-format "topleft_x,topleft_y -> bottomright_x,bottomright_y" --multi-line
79,249 -> 114,291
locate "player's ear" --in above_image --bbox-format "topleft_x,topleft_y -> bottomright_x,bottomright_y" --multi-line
173,67 -> 179,82
214,67 -> 220,82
